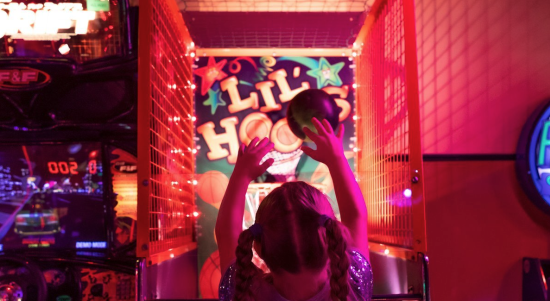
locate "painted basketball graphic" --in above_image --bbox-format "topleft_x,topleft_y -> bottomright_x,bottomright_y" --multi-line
196,171 -> 229,209
246,119 -> 270,140
239,112 -> 273,145
277,121 -> 299,146
271,118 -> 302,153
199,250 -> 221,298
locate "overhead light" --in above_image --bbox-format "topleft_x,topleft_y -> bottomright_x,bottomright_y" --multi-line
59,44 -> 70,55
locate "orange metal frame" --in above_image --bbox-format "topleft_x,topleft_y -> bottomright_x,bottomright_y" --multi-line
137,0 -> 197,265
355,0 -> 427,256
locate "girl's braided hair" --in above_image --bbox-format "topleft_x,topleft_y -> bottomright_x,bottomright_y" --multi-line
233,181 -> 350,301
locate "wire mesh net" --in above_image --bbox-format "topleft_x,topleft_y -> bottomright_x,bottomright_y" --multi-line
145,0 -> 196,255
183,11 -> 366,48
356,0 -> 414,249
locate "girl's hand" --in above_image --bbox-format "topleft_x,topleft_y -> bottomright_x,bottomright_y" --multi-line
233,137 -> 275,182
301,118 -> 345,166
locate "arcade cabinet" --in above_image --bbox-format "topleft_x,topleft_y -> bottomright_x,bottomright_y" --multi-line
0,0 -> 197,298
188,0 -> 429,298
0,0 -> 142,299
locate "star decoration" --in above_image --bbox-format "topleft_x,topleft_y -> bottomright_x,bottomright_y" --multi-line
203,88 -> 226,115
306,58 -> 345,88
194,57 -> 228,96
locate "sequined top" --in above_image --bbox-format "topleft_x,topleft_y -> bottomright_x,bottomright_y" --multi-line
219,250 -> 373,301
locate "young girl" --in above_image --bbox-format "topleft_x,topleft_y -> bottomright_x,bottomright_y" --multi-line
215,118 -> 372,301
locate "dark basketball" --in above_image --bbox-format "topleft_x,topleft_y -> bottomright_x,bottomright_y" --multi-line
287,89 -> 342,140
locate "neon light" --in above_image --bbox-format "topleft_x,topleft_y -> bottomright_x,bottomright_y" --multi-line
538,121 -> 550,166
75,241 -> 91,248
76,241 -> 107,249
92,241 -> 106,248
0,0 -> 96,40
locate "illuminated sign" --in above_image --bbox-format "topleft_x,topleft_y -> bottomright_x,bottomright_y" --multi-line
0,0 -> 97,41
114,161 -> 137,173
517,99 -> 550,215
75,241 -> 107,249
0,67 -> 51,90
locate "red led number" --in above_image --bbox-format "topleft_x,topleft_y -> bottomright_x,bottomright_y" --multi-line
47,162 -> 58,174
88,160 -> 97,174
47,161 -> 78,175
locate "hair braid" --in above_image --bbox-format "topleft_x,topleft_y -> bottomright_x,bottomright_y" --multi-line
325,219 -> 350,301
233,229 -> 261,301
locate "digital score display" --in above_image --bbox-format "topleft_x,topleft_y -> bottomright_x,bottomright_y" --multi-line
517,99 -> 550,215
47,160 -> 97,175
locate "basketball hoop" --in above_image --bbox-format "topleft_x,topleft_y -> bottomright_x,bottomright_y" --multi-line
260,149 -> 303,182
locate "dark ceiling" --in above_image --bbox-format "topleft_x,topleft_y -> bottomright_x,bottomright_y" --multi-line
181,11 -> 367,48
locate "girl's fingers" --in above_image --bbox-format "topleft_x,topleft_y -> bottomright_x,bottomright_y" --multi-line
303,127 -> 322,144
238,143 -> 246,157
260,158 -> 275,171
257,142 -> 274,158
337,124 -> 345,140
248,137 -> 260,150
322,119 -> 334,135
255,137 -> 270,150
311,118 -> 327,136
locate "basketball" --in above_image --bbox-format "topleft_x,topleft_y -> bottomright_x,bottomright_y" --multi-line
287,89 -> 342,140
196,171 -> 229,209
199,250 -> 221,298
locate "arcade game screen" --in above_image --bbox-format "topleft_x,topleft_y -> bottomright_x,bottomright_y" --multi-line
0,143 -> 107,250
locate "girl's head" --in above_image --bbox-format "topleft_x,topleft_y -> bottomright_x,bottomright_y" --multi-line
234,181 -> 350,301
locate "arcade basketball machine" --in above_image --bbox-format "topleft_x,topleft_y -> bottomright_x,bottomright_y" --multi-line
0,0 -> 197,299
187,0 -> 429,299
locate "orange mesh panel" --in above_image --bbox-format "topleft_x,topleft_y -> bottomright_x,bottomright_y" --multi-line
137,0 -> 196,260
355,0 -> 426,252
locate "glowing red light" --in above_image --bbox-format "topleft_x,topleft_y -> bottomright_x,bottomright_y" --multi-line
88,160 -> 97,174
48,162 -> 58,174
47,161 -> 78,175
59,162 -> 69,174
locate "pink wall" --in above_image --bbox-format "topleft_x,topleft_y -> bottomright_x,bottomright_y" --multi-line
415,0 -> 550,299
416,0 -> 550,154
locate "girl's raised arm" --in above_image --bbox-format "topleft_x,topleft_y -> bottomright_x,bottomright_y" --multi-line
215,137 -> 274,274
301,118 -> 369,259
